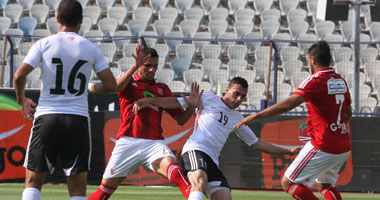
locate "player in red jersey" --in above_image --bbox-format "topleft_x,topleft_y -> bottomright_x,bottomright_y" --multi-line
88,42 -> 199,200
235,41 -> 352,200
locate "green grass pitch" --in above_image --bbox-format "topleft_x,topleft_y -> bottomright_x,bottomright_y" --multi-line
1,183 -> 379,199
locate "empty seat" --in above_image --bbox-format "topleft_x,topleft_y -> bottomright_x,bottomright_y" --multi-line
96,0 -> 114,11
154,19 -> 174,36
133,7 -> 153,22
155,68 -> 174,84
198,81 -> 212,92
83,6 -> 101,25
200,0 -> 219,12
184,7 -> 204,24
332,47 -> 352,63
184,68 -> 204,90
315,20 -> 335,40
235,70 -> 256,84
193,32 -> 211,52
159,7 -> 178,23
32,29 -> 50,40
127,19 -> 147,36
208,20 -> 228,38
117,57 -> 135,71
0,17 -> 11,34
112,30 -> 130,50
370,22 -> 380,40
235,8 -> 255,22
287,8 -> 307,24
4,4 -> 23,24
5,28 -> 23,49
0,0 -> 8,9
261,9 -> 281,22
248,82 -> 266,96
254,0 -> 273,14
99,43 -> 117,63
280,46 -> 300,62
291,71 -> 310,88
164,31 -> 184,51
201,58 -> 221,79
18,17 -> 38,36
306,0 -> 318,14
340,21 -> 353,41
202,44 -> 221,59
235,20 -> 254,39
360,47 -> 378,65
297,33 -> 317,54
153,43 -> 169,61
180,20 -> 199,38
123,43 -> 138,57
244,32 -> 263,53
170,57 -> 192,78
168,80 -> 186,92
98,18 -> 118,37
364,61 -> 380,79
228,44 -> 247,60
85,30 -> 104,45
108,6 -> 127,25
176,43 -> 195,59
276,83 -> 293,101
228,0 -> 247,14
209,69 -> 229,90
141,31 -> 157,47
30,4 -> 49,24
79,17 -> 92,36
209,7 -> 228,21
46,17 -> 60,34
289,20 -> 309,40
175,0 -> 194,13
43,0 -> 60,12
77,0 -> 89,8
335,61 -> 354,78
272,33 -> 291,51
18,0 -> 34,10
255,46 -> 273,64
228,59 -> 247,77
260,20 -> 280,39
283,60 -> 303,80
325,34 -> 344,49
122,0 -> 140,11
18,42 -> 33,56
253,60 -> 269,82
279,0 -> 299,15
218,32 -> 237,53
149,0 -> 168,12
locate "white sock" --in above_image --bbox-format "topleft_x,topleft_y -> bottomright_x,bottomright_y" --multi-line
70,196 -> 86,200
188,191 -> 203,200
22,187 -> 41,200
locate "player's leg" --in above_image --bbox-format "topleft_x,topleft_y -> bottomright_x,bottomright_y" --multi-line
151,151 -> 191,198
209,188 -> 231,200
315,151 -> 350,200
88,136 -> 144,200
67,172 -> 87,199
187,169 -> 208,200
22,169 -> 48,200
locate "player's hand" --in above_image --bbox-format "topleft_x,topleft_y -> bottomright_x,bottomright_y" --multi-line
20,97 -> 36,120
233,114 -> 256,129
181,82 -> 203,109
132,98 -> 151,114
288,147 -> 302,155
132,41 -> 151,69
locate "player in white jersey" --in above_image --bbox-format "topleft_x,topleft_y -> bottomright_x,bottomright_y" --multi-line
133,77 -> 301,200
13,1 -> 117,200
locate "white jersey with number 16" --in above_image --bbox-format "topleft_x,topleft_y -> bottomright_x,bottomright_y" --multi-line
23,32 -> 109,118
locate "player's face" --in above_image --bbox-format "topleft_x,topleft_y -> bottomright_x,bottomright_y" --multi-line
223,84 -> 248,109
138,57 -> 158,81
307,54 -> 316,74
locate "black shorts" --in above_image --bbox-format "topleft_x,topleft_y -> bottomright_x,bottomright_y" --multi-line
24,114 -> 91,176
180,150 -> 230,189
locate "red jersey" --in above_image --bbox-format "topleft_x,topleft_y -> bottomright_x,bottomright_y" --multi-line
294,68 -> 351,154
117,73 -> 182,140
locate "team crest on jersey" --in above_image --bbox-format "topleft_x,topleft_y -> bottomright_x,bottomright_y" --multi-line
327,78 -> 347,94
158,88 -> 163,96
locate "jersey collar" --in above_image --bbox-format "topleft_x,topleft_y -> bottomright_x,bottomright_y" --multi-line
313,67 -> 334,74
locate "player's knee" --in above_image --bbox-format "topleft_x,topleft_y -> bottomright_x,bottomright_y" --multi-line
280,176 -> 292,191
189,170 -> 208,191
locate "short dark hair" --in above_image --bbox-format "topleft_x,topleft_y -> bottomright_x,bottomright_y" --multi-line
307,40 -> 332,67
58,0 -> 82,27
228,77 -> 248,89
142,47 -> 159,58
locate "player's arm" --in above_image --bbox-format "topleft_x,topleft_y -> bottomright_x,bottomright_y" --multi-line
14,63 -> 36,120
90,68 -> 117,93
234,93 -> 305,128
251,140 -> 301,155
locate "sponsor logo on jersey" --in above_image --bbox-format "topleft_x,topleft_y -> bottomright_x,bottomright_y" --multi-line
327,78 -> 347,94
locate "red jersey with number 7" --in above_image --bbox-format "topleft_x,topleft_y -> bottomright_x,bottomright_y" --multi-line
293,68 -> 351,154
116,73 -> 182,140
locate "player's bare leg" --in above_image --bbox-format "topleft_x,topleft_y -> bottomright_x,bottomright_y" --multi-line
187,169 -> 207,200
210,188 -> 231,200
88,177 -> 125,200
67,171 -> 87,197
315,182 -> 342,200
153,156 -> 191,198
22,169 -> 48,200
281,176 -> 319,200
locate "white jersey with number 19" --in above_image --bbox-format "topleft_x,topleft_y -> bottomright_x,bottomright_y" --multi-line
177,93 -> 259,166
23,32 -> 109,118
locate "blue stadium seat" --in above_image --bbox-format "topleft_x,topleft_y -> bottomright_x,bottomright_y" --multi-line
18,17 -> 38,36
170,57 -> 192,78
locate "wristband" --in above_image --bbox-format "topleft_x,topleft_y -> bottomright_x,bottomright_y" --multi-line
88,82 -> 95,92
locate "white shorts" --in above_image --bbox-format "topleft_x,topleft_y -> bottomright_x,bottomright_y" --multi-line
284,141 -> 350,187
103,136 -> 175,178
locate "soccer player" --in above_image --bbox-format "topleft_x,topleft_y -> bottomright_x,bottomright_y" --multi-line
88,44 -> 196,200
133,77 -> 300,200
234,41 -> 352,200
13,1 -> 117,200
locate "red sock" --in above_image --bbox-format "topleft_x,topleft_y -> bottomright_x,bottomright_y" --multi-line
286,184 -> 319,200
320,187 -> 342,200
167,163 -> 191,199
88,183 -> 116,200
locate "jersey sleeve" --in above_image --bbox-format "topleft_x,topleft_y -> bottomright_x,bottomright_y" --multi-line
93,46 -> 109,73
162,84 -> 183,118
235,125 -> 259,146
23,40 -> 42,68
293,76 -> 318,101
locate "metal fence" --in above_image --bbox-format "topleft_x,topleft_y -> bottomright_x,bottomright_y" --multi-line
1,34 -> 379,115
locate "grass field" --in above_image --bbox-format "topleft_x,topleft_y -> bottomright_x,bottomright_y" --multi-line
1,183 -> 379,200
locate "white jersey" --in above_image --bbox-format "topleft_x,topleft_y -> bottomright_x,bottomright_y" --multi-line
23,32 -> 109,118
178,93 -> 259,166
